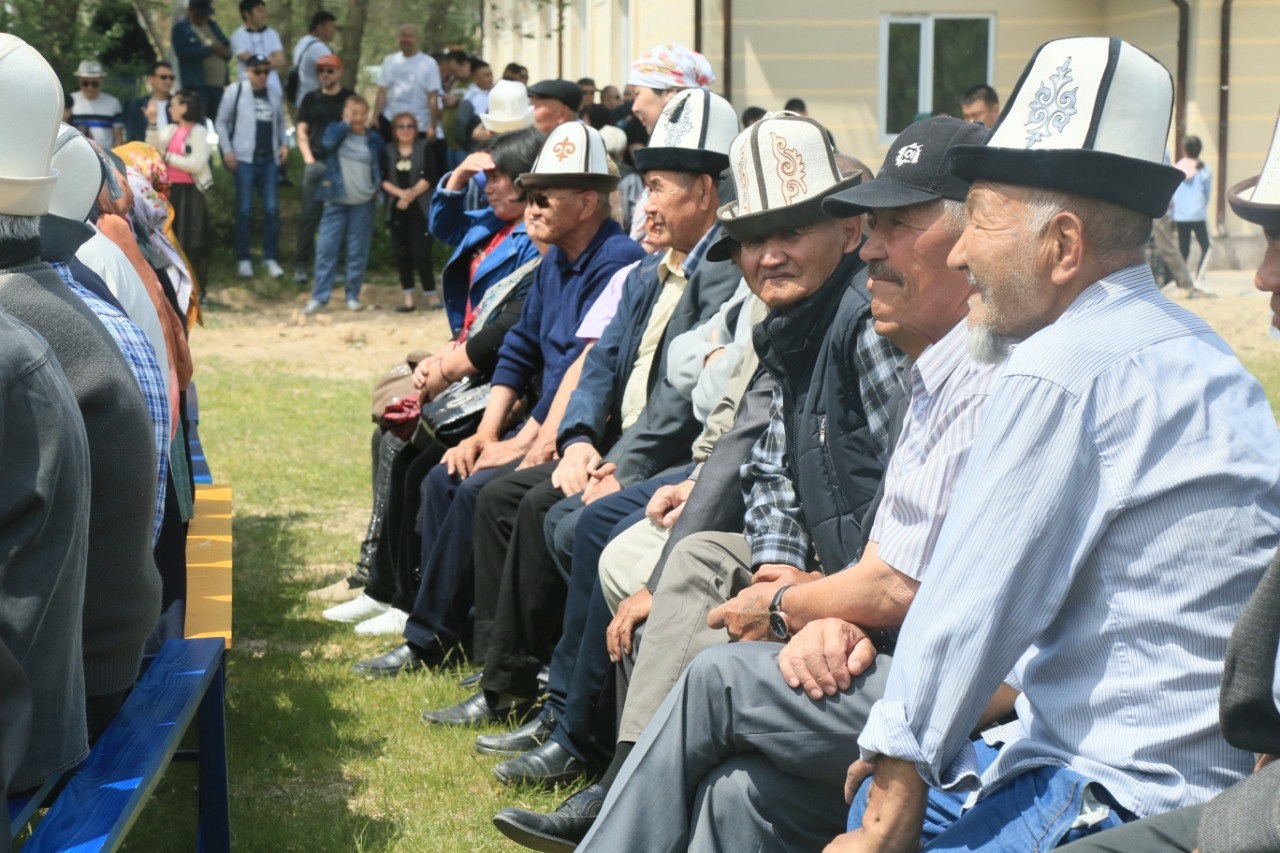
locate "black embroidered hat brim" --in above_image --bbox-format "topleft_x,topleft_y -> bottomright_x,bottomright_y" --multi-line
706,173 -> 861,262
633,147 -> 730,177
947,146 -> 1184,219
1228,176 -> 1280,232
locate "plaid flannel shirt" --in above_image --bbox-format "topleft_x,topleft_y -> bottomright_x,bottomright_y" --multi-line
54,263 -> 169,544
743,314 -> 901,569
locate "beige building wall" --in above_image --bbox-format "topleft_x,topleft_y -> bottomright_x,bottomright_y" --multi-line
483,0 -> 1280,239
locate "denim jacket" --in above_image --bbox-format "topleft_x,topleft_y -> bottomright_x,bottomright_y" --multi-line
171,17 -> 229,88
317,121 -> 385,205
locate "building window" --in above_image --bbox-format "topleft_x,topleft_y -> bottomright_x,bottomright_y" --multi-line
879,14 -> 993,140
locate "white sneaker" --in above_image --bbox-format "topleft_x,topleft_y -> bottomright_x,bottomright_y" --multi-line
303,299 -> 324,315
264,259 -> 284,279
346,299 -> 364,312
353,607 -> 409,636
237,260 -> 253,277
322,593 -> 388,623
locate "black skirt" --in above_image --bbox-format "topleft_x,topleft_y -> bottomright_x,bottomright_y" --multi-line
169,182 -> 208,254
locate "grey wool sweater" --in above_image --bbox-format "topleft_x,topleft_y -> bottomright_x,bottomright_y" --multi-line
0,305 -> 91,791
0,242 -> 160,697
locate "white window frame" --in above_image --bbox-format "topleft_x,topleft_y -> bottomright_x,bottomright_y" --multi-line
877,13 -> 995,144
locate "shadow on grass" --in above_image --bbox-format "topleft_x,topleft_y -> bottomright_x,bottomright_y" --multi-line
225,511 -> 399,850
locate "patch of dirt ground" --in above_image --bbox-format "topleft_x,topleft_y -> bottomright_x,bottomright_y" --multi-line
189,277 -> 1278,386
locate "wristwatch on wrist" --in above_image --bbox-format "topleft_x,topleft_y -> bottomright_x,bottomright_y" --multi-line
768,584 -> 796,640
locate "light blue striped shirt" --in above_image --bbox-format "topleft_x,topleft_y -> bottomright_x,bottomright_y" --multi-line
870,319 -> 1002,580
858,265 -> 1280,818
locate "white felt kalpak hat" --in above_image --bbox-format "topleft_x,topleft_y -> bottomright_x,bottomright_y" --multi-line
1228,105 -> 1280,232
948,36 -> 1183,218
517,122 -> 619,192
0,36 -> 64,217
49,124 -> 106,222
634,88 -> 739,177
708,111 -> 857,260
481,80 -> 535,134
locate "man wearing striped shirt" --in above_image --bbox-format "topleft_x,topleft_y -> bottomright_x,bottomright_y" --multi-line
579,116 -> 999,851
840,38 -> 1280,852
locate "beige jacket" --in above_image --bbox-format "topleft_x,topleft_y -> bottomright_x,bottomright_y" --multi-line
147,123 -> 213,191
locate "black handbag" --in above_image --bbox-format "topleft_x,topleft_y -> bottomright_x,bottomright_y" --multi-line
413,374 -> 492,448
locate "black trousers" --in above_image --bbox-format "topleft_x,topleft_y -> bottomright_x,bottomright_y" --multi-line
1175,220 -> 1210,261
388,205 -> 435,293
471,462 -> 569,699
364,435 -> 444,611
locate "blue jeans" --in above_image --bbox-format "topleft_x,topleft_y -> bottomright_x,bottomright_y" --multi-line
849,739 -> 1131,851
232,155 -> 280,261
312,199 -> 375,304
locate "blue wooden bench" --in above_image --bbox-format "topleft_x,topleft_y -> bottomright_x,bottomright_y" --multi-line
11,638 -> 229,851
188,383 -> 213,485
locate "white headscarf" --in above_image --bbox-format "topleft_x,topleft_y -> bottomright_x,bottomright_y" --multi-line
628,43 -> 715,91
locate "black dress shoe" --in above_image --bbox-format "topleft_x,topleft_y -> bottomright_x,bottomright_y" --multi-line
475,716 -> 552,756
351,642 -> 438,678
422,690 -> 535,727
457,670 -> 482,689
493,740 -> 585,789
492,783 -> 606,851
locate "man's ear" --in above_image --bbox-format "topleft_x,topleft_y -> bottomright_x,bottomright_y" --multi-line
1046,210 -> 1085,287
842,216 -> 864,253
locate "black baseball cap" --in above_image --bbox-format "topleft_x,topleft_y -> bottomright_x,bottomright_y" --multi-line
527,79 -> 582,113
823,117 -> 989,216
246,53 -> 271,69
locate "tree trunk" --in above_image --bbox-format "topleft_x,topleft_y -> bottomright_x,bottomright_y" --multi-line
275,0 -> 295,51
422,0 -> 455,50
339,0 -> 368,90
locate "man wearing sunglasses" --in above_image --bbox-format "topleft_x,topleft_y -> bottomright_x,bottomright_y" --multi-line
215,53 -> 288,279
125,61 -> 175,143
69,59 -> 123,148
295,53 -> 354,282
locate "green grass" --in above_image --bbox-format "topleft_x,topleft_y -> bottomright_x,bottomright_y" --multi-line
119,364 -> 574,851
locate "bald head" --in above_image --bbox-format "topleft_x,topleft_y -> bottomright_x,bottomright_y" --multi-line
397,25 -> 419,55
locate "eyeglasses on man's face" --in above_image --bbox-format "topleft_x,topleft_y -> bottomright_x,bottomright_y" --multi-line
154,74 -> 175,81
249,68 -> 270,77
79,79 -> 101,89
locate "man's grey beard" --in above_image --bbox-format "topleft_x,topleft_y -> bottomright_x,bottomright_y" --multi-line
966,324 -> 1021,365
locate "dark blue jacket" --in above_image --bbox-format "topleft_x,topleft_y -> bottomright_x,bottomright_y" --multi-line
124,96 -> 170,143
316,122 -> 385,205
490,218 -> 645,423
558,242 -> 742,485
429,173 -> 539,334
171,17 -> 229,88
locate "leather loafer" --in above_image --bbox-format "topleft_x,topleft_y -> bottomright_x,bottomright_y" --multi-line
492,740 -> 585,789
475,716 -> 553,756
422,690 -> 535,727
492,783 -> 606,851
351,642 -> 439,678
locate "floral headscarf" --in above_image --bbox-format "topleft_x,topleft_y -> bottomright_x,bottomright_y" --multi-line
628,43 -> 715,91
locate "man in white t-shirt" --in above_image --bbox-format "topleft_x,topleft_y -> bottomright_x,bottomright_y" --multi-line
69,59 -> 124,148
372,24 -> 440,144
230,0 -> 285,96
290,10 -> 336,108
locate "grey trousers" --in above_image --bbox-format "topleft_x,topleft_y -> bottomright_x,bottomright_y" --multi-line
581,641 -> 893,852
616,531 -> 754,743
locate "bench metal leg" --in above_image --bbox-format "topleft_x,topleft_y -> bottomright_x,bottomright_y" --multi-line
196,650 -> 230,853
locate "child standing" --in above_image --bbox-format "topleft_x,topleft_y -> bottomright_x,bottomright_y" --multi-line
307,94 -> 385,313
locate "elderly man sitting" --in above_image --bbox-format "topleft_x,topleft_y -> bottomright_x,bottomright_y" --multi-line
839,38 -> 1280,852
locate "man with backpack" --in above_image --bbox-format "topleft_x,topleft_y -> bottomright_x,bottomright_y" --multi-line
289,11 -> 337,110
